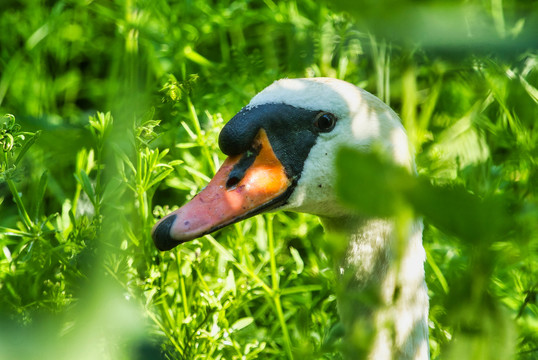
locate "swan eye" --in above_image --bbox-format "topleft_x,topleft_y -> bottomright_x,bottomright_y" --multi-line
314,112 -> 336,132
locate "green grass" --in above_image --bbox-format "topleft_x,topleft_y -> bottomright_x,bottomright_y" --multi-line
0,1 -> 537,359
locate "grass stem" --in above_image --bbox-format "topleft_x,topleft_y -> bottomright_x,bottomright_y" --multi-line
7,179 -> 34,232
267,214 -> 294,360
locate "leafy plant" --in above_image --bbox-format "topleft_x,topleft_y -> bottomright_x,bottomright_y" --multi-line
0,1 -> 536,359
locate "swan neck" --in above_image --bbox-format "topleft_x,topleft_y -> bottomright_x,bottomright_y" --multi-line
321,216 -> 430,360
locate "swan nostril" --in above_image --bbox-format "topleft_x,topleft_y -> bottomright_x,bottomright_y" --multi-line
226,175 -> 241,189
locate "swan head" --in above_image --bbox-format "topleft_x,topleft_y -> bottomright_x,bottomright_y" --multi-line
152,78 -> 414,251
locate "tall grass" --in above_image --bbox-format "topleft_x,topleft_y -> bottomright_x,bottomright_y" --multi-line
0,1 -> 536,359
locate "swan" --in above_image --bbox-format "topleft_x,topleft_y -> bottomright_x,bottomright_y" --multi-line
152,78 -> 429,360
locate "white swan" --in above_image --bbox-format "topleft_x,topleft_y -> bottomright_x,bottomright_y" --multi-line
152,78 -> 429,360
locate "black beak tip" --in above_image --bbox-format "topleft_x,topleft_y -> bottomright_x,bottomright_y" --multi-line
152,214 -> 180,251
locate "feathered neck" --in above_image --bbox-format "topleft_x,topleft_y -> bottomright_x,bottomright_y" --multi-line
321,215 -> 430,360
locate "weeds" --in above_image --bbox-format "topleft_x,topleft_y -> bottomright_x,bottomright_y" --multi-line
0,1 -> 537,359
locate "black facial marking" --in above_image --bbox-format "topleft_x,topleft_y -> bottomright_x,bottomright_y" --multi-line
153,214 -> 179,251
219,103 -> 331,182
226,143 -> 261,189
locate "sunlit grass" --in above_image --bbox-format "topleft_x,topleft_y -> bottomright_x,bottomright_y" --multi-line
0,1 -> 537,359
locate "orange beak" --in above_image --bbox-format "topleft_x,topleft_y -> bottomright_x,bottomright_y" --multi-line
152,129 -> 292,250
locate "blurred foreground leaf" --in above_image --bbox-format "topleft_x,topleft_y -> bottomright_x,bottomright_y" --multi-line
336,147 -> 510,243
330,0 -> 538,57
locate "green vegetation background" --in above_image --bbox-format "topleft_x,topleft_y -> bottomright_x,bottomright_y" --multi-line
0,0 -> 536,359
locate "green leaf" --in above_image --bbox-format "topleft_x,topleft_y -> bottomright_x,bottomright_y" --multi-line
33,171 -> 48,222
146,166 -> 175,191
74,170 -> 96,208
230,317 -> 254,332
408,177 -> 508,242
289,247 -> 304,275
14,130 -> 41,166
336,147 -> 414,217
336,147 -> 510,243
